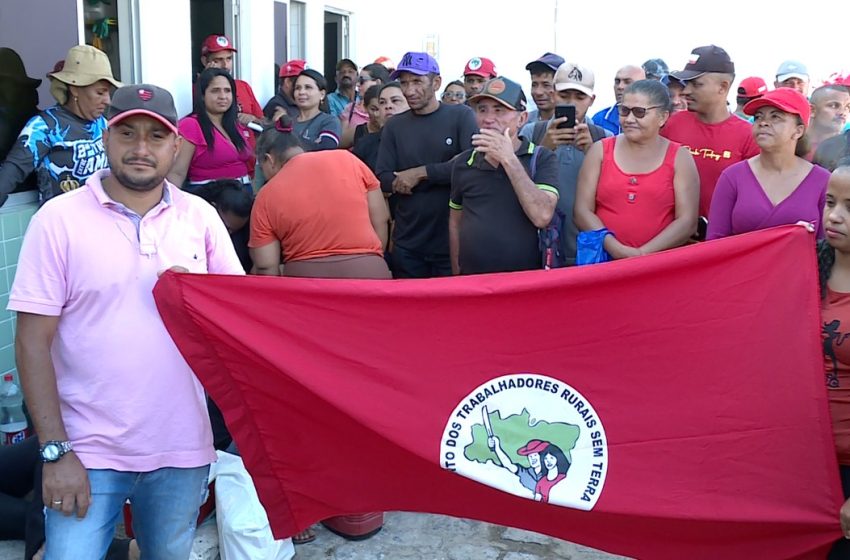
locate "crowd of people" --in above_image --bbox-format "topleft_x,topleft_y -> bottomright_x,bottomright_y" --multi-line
1,35 -> 850,559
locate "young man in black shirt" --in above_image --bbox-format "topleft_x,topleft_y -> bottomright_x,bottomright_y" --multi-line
449,77 -> 559,275
375,52 -> 478,278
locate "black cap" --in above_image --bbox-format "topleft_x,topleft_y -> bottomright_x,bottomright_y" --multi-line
106,84 -> 179,134
670,45 -> 735,81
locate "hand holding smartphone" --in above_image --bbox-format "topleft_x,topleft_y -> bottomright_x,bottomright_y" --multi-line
555,104 -> 577,129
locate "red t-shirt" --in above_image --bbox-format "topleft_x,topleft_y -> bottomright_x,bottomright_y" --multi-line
249,150 -> 383,263
661,111 -> 759,217
235,80 -> 263,119
822,288 -> 850,466
595,137 -> 679,248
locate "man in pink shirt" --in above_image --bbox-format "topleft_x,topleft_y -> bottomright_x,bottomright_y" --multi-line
9,84 -> 244,559
662,45 -> 760,224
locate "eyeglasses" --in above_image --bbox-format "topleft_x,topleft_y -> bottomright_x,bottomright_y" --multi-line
442,92 -> 466,100
618,105 -> 663,118
358,77 -> 374,84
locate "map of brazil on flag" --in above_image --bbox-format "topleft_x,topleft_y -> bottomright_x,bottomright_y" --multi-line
154,225 -> 843,560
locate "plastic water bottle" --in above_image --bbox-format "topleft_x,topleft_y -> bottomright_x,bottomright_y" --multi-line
0,374 -> 28,446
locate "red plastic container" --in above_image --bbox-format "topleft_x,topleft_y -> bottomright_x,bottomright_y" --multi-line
123,482 -> 216,538
322,512 -> 384,540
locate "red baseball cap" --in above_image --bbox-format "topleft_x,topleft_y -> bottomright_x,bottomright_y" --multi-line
737,76 -> 768,98
279,59 -> 306,78
744,87 -> 811,126
517,440 -> 549,456
201,35 -> 236,56
463,57 -> 497,79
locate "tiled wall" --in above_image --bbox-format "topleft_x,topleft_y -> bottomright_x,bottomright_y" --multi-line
0,191 -> 38,384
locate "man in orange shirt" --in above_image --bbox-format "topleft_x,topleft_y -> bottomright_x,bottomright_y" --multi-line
200,34 -> 263,126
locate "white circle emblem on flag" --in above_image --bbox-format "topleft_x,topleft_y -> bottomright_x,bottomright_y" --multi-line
440,373 -> 608,510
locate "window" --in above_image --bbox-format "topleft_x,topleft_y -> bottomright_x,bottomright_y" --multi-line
289,1 -> 305,60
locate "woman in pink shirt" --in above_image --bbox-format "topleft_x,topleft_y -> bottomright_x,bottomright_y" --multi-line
707,88 -> 829,240
168,68 -> 253,192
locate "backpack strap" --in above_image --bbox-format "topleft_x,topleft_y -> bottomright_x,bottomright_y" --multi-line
531,120 -> 548,146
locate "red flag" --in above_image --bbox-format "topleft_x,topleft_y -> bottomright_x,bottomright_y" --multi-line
154,226 -> 842,560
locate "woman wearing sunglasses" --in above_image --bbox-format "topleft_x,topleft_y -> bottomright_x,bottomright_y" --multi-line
706,88 -> 829,240
339,63 -> 390,148
575,79 -> 699,259
441,81 -> 466,105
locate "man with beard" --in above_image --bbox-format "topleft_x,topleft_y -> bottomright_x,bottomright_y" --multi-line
8,84 -> 244,559
375,51 -> 478,278
327,58 -> 358,117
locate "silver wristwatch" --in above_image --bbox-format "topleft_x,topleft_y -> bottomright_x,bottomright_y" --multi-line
40,440 -> 73,463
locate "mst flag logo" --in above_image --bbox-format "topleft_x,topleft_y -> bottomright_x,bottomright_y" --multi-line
441,373 -> 608,510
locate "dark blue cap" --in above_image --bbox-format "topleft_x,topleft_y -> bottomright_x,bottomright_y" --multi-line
526,52 -> 565,73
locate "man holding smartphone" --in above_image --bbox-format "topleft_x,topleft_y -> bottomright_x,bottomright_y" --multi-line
520,62 -> 610,266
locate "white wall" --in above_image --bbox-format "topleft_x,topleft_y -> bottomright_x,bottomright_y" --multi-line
136,0 -> 195,117
236,0 -> 276,106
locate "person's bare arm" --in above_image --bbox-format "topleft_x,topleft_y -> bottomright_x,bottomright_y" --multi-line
367,189 -> 390,251
250,241 -> 282,276
574,142 -> 639,259
166,142 -> 196,188
16,312 -> 90,518
638,146 -> 699,254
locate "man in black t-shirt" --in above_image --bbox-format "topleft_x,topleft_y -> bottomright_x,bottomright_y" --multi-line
449,77 -> 559,275
375,51 -> 478,278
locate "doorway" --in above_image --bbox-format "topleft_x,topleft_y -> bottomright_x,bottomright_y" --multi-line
323,10 -> 349,93
190,0 -> 226,77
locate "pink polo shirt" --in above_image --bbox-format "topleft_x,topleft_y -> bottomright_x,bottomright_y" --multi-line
8,170 -> 244,472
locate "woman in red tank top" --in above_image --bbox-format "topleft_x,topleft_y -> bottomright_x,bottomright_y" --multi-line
575,80 -> 699,259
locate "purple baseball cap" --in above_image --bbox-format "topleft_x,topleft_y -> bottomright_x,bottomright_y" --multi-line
390,51 -> 440,80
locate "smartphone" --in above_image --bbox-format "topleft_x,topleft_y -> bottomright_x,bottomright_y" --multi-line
555,104 -> 577,129
697,216 -> 708,241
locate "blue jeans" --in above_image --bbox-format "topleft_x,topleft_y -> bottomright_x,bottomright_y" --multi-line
44,466 -> 210,560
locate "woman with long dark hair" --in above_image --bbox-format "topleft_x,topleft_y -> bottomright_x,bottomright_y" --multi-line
533,443 -> 571,503
817,163 -> 850,559
168,68 -> 253,191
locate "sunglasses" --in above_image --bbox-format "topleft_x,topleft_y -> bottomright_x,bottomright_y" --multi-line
358,76 -> 374,84
442,92 -> 466,100
618,105 -> 663,118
